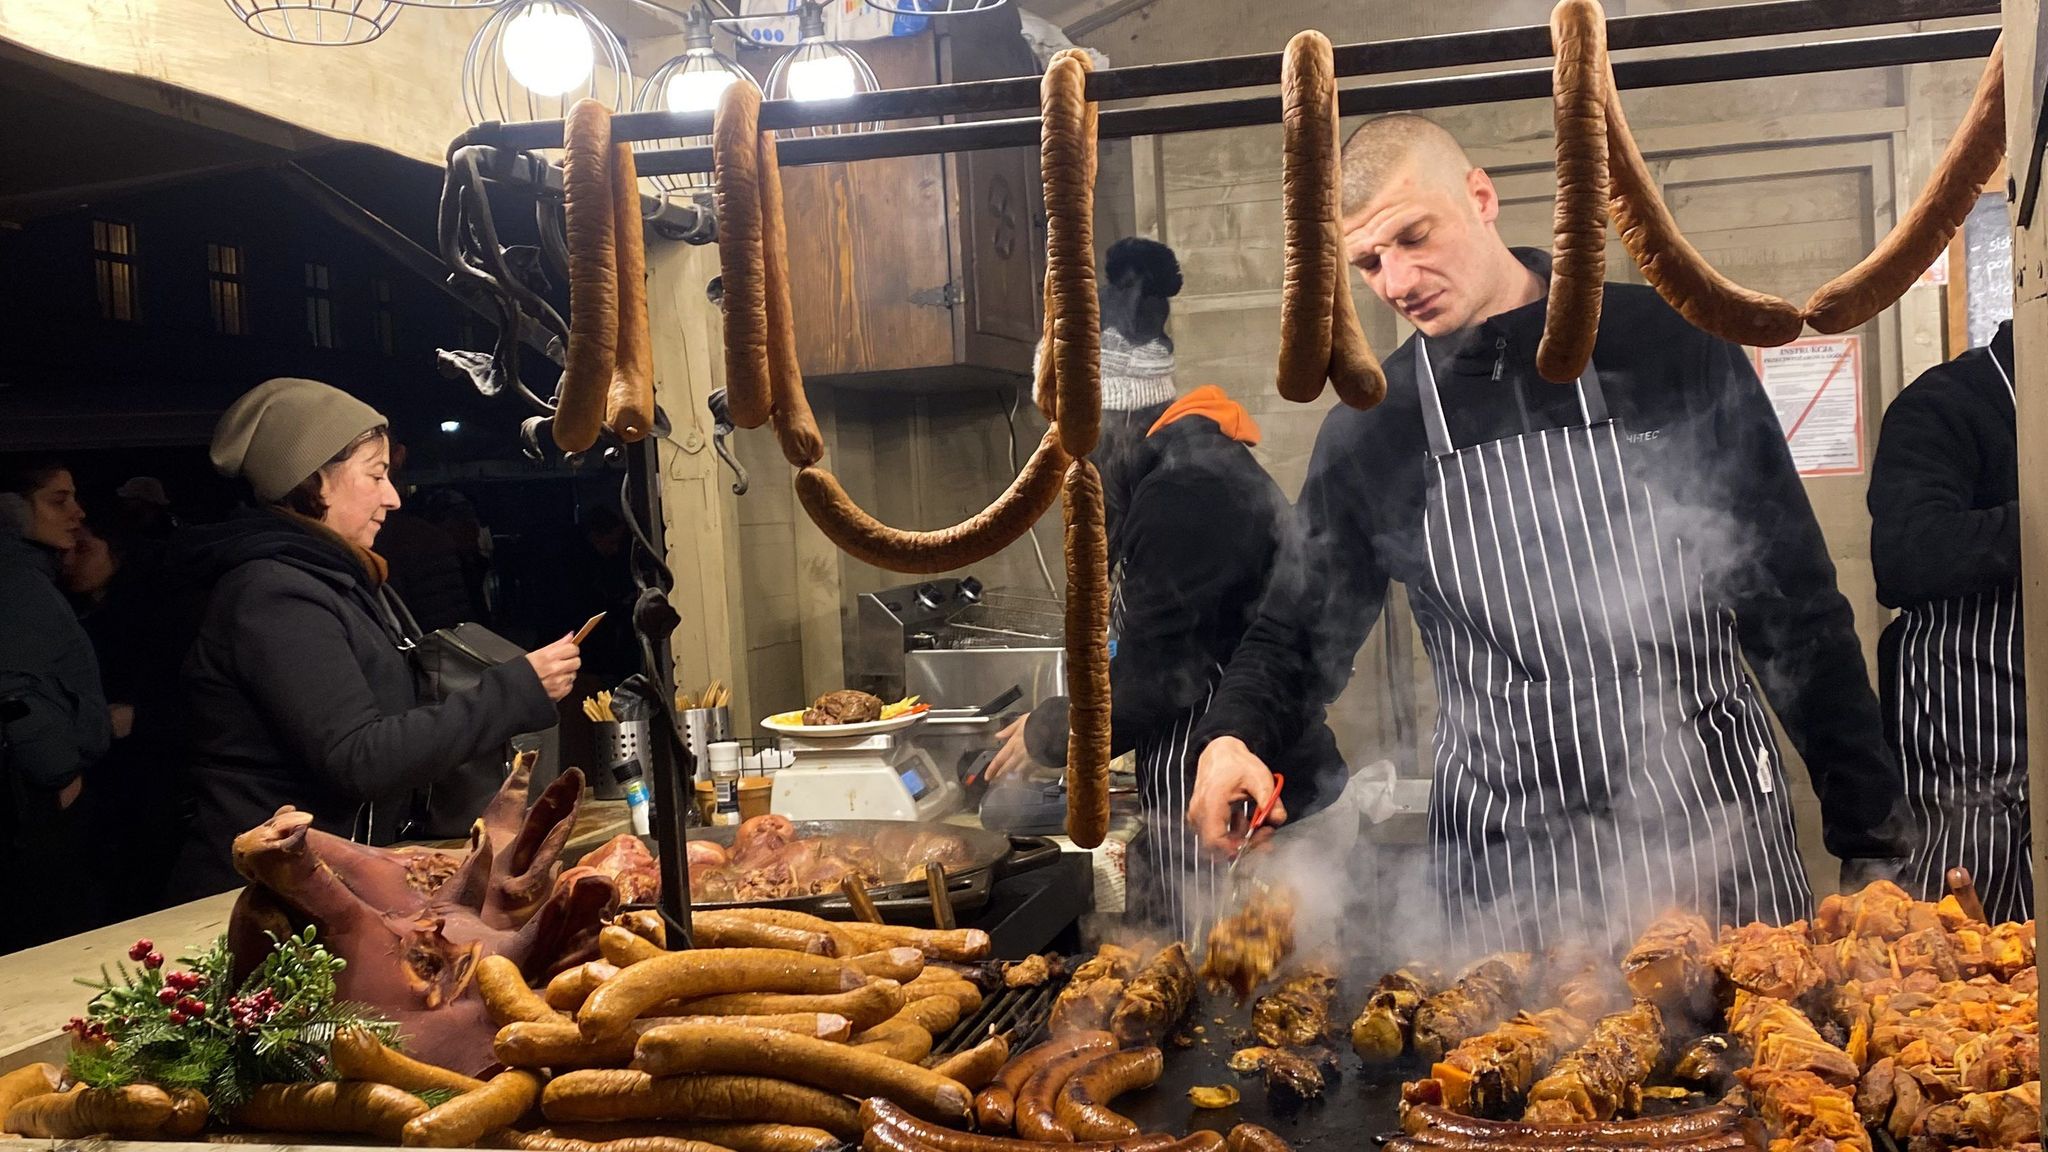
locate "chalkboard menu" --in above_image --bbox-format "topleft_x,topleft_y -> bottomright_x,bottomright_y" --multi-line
1962,191 -> 2013,351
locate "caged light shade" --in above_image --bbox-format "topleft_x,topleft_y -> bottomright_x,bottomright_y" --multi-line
638,5 -> 760,193
761,1 -> 881,137
388,0 -> 506,6
224,0 -> 404,45
463,0 -> 632,129
862,0 -> 1007,14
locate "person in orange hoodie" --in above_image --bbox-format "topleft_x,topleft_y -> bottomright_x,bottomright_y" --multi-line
987,237 -> 1342,941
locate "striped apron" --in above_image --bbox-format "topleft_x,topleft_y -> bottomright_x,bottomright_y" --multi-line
1890,352 -> 2031,922
1109,563 -> 1226,945
1412,339 -> 1813,954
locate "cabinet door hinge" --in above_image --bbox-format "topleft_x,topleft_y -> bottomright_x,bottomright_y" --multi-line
911,282 -> 963,308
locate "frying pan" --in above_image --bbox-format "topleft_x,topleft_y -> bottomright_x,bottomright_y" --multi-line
683,818 -> 1061,922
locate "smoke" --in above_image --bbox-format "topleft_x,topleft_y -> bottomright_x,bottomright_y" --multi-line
1196,320 -> 1870,975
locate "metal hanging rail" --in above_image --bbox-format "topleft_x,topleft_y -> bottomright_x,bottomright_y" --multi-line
483,0 -> 1997,153
619,27 -> 1996,177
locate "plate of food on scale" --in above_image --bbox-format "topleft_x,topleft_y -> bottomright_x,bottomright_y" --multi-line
761,688 -> 931,737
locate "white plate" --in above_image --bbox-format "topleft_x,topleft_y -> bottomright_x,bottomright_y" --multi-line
761,710 -> 928,737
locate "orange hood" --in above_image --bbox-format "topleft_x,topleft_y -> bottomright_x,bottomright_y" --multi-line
1146,384 -> 1261,445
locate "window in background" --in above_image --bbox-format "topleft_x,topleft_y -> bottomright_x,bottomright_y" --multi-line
93,219 -> 138,322
373,277 -> 396,357
305,261 -> 336,348
208,243 -> 249,336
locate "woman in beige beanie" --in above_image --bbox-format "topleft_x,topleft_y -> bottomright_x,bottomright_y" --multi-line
167,378 -> 583,899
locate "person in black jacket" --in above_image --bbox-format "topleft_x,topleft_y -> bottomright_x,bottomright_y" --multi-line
1188,115 -> 1905,952
1868,320 -> 2026,921
0,467 -> 115,950
167,378 -> 583,901
986,238 -> 1342,941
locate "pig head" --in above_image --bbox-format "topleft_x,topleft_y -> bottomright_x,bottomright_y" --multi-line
228,763 -> 617,1074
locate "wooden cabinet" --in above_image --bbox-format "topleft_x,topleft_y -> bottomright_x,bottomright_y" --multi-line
745,12 -> 1044,390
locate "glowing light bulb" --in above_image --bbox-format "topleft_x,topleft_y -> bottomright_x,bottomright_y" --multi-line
786,53 -> 858,102
666,65 -> 738,114
502,4 -> 595,97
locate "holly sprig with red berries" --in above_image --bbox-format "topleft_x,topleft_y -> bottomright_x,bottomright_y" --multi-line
65,926 -> 396,1112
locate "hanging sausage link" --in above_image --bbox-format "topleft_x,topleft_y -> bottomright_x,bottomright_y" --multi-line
1276,31 -> 1385,411
1802,38 -> 2006,334
1061,457 -> 1111,849
1043,51 -> 1102,458
1535,0 -> 1608,383
715,82 -> 773,432
708,72 -> 1081,574
1578,0 -> 2004,346
1600,48 -> 1806,348
608,139 -> 657,443
557,99 -> 620,453
556,100 -> 659,451
758,129 -> 827,469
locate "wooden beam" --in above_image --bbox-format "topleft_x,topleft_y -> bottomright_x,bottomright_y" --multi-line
2002,0 -> 2048,988
644,239 -> 749,722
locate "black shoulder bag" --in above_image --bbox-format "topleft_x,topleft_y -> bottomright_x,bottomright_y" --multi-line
371,589 -> 558,842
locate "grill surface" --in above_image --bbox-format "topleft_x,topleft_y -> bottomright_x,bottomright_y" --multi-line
928,966 -> 1408,1147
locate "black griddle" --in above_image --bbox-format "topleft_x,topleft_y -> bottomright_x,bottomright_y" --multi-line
932,969 -> 1411,1147
1113,999 -> 1409,1149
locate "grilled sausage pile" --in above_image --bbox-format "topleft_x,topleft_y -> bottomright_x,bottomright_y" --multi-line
557,100 -> 656,451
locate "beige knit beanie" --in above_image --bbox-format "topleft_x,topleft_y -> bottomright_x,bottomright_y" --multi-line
211,378 -> 388,503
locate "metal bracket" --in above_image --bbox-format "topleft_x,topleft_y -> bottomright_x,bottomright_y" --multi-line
911,282 -> 963,308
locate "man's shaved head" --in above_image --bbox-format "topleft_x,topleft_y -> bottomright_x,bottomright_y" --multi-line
1340,113 -> 1476,217
1335,112 -> 1542,336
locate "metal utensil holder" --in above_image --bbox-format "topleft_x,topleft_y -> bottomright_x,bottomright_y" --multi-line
594,719 -> 653,801
680,707 -> 732,781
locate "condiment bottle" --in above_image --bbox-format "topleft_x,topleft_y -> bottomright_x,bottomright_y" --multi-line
708,741 -> 743,826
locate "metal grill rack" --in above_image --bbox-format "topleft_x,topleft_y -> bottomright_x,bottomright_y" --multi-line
930,973 -> 1070,1057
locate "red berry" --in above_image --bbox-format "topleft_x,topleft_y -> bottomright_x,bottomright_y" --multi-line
128,940 -> 152,961
157,988 -> 179,1006
179,997 -> 206,1015
143,952 -> 164,970
167,1011 -> 188,1025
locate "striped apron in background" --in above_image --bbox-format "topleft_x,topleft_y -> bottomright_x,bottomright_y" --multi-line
1411,339 -> 1812,955
1891,352 -> 2031,923
1110,566 -> 1227,945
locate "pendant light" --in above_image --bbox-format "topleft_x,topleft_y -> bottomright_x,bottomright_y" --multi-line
463,0 -> 632,129
762,0 -> 881,137
224,0 -> 403,45
639,4 -> 760,192
389,0 -> 505,6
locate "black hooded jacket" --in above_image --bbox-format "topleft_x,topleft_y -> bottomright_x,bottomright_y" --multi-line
167,510 -> 555,900
1025,402 -> 1346,821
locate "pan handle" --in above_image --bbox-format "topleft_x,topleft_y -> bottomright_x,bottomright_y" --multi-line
996,836 -> 1062,878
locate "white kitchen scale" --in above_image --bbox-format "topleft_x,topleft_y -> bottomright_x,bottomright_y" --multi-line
759,712 -> 966,821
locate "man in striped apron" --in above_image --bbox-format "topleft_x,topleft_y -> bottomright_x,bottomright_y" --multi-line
1869,320 -> 2028,922
990,238 -> 1343,942
1187,114 -> 1907,952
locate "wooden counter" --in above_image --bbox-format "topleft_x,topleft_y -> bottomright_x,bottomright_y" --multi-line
0,801 -> 635,1077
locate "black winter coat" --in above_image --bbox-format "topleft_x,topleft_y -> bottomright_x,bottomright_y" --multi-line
1196,248 -> 1904,863
1023,406 -> 1345,821
168,513 -> 555,900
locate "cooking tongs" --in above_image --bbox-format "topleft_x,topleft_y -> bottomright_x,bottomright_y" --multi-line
1226,772 -> 1284,880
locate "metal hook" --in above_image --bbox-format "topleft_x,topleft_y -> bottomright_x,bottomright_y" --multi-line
706,388 -> 750,496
